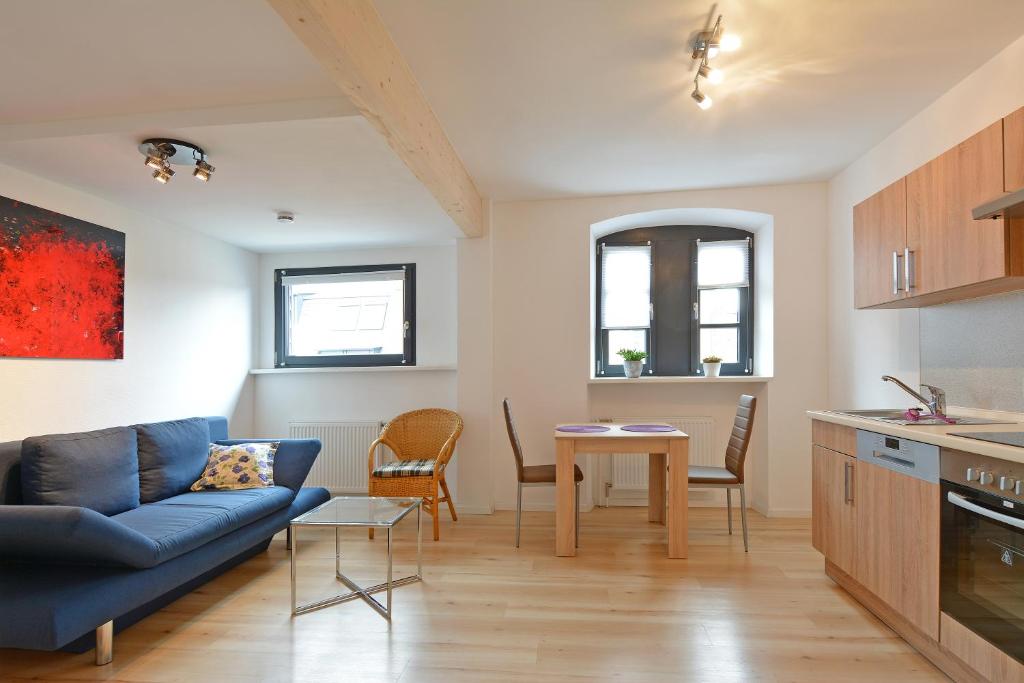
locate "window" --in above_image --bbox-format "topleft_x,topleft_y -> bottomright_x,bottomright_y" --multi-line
275,264 -> 415,367
595,226 -> 753,376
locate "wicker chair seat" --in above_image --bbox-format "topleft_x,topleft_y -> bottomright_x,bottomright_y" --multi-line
372,459 -> 436,478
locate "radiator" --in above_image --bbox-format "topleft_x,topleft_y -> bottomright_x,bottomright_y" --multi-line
289,421 -> 384,493
598,416 -> 715,505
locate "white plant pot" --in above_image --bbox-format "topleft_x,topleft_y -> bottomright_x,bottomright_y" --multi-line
622,360 -> 645,378
702,362 -> 722,378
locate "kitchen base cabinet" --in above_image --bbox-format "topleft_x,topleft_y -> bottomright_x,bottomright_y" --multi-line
855,460 -> 940,641
811,445 -> 856,577
941,612 -> 1024,683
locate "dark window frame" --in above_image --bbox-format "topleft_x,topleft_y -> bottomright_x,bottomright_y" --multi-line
595,226 -> 753,377
274,263 -> 416,368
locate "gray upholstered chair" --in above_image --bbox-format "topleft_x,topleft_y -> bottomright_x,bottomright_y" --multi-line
503,398 -> 582,548
688,394 -> 757,551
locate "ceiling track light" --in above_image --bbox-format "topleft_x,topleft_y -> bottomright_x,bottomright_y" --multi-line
193,158 -> 215,182
692,82 -> 713,111
690,14 -> 740,110
137,138 -> 215,185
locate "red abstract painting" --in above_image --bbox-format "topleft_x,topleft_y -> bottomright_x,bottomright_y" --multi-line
0,196 -> 124,359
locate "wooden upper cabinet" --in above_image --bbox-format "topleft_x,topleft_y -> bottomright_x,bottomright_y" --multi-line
1007,106 -> 1024,192
853,179 -> 908,308
906,121 -> 1009,295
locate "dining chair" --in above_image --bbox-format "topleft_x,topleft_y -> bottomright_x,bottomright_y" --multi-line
688,394 -> 757,552
367,408 -> 464,541
503,398 -> 582,548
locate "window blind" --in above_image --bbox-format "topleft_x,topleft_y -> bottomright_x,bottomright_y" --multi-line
600,245 -> 652,329
281,270 -> 405,287
697,239 -> 750,289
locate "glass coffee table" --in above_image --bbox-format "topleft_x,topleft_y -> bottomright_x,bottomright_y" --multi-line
289,496 -> 422,620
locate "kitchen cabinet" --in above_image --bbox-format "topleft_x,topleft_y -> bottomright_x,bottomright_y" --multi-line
853,178 -> 908,308
853,115 -> 1024,309
906,121 -> 1009,296
1007,106 -> 1024,192
811,444 -> 856,576
855,460 -> 940,640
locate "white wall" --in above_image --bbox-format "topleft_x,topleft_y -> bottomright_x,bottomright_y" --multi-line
252,245 -> 459,492
0,163 -> 258,441
827,34 -> 1024,409
459,182 -> 829,517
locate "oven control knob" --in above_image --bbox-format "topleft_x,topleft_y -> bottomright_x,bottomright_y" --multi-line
979,471 -> 995,486
1000,476 -> 1016,492
966,468 -> 980,482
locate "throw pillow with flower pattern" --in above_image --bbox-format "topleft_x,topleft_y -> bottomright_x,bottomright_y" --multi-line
190,442 -> 278,491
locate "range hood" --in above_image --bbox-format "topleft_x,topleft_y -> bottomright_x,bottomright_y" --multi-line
972,187 -> 1024,220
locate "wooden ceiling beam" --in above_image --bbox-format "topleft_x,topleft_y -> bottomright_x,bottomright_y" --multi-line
266,0 -> 484,238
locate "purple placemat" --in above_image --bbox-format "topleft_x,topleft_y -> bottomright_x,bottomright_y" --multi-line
556,425 -> 611,433
620,424 -> 677,433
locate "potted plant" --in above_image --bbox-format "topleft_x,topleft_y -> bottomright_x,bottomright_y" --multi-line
701,355 -> 722,377
617,348 -> 648,378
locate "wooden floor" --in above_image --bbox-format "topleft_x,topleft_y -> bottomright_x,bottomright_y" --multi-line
0,507 -> 945,682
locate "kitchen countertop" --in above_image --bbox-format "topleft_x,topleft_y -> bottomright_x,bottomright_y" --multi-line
808,409 -> 1024,464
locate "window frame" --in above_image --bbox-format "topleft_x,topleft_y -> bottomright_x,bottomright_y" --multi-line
595,226 -> 754,377
596,240 -> 655,376
274,263 -> 416,368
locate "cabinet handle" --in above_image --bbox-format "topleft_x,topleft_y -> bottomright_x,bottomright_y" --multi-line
891,251 -> 903,296
904,247 -> 915,291
844,461 -> 854,503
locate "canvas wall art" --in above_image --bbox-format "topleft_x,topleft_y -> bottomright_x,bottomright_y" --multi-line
0,195 -> 125,359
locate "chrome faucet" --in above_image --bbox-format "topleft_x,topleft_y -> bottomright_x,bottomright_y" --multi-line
881,375 -> 947,416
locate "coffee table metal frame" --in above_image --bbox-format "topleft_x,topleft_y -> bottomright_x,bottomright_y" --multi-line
289,496 -> 422,620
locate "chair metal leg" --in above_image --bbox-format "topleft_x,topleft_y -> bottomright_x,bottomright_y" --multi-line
95,620 -> 113,666
739,485 -> 749,552
575,482 -> 580,548
726,488 -> 733,535
515,482 -> 522,548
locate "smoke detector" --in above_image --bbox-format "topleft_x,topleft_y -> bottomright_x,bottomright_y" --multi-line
276,211 -> 295,225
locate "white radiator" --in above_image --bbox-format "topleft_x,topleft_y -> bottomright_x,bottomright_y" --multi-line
289,421 -> 384,493
598,416 -> 715,506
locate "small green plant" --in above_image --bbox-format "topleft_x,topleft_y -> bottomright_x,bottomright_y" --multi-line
701,355 -> 722,363
617,348 -> 648,362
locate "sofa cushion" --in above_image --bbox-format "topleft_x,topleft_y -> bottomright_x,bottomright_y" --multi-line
110,486 -> 294,565
190,442 -> 277,491
135,418 -> 211,503
21,427 -> 139,516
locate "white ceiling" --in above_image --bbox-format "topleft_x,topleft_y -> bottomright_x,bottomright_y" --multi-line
1,1 -> 1023,251
374,0 -> 1024,200
0,117 -> 461,252
0,0 -> 461,252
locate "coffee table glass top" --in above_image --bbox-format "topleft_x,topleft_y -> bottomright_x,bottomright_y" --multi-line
292,496 -> 421,527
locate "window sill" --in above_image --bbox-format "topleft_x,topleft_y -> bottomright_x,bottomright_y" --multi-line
250,365 -> 456,376
588,375 -> 772,384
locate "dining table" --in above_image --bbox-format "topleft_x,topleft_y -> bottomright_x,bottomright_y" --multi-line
554,423 -> 689,558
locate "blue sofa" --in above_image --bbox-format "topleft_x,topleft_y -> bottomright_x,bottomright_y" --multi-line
0,416 -> 330,663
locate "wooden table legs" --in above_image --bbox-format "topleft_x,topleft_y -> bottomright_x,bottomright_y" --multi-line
668,438 -> 689,559
555,437 -> 689,558
555,439 -> 577,557
649,452 -> 666,524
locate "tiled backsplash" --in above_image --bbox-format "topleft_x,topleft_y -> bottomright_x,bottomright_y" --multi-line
920,290 -> 1024,412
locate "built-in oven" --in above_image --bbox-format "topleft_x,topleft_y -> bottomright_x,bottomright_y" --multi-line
941,447 -> 1024,663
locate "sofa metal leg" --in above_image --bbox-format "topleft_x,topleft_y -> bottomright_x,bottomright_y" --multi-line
95,620 -> 113,666
286,526 -> 292,550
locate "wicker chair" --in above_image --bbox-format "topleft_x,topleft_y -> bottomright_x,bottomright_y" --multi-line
368,408 -> 464,541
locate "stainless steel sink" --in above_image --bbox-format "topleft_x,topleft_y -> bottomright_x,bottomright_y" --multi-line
829,409 -> 1013,426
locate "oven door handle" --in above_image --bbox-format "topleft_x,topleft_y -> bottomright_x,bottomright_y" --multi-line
948,491 -> 1024,530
